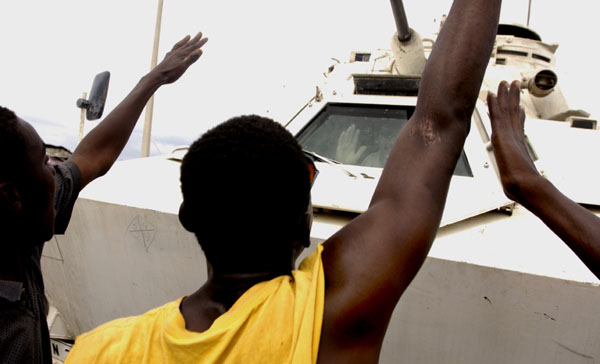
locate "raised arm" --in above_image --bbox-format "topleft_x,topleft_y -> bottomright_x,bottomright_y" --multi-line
488,81 -> 600,279
70,33 -> 208,188
318,1 -> 502,361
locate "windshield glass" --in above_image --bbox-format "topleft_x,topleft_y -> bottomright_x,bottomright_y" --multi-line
296,103 -> 473,176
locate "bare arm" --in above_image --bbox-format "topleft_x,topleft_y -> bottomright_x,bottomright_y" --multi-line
488,81 -> 600,279
318,0 -> 502,361
70,33 -> 208,188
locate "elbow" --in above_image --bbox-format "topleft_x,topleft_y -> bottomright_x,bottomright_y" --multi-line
95,155 -> 119,179
95,166 -> 110,179
71,154 -> 114,188
416,77 -> 479,133
413,107 -> 472,138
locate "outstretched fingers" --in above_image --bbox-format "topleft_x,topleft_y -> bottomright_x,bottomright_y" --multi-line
487,80 -> 539,199
497,81 -> 510,120
154,31 -> 208,85
171,32 -> 208,56
487,90 -> 505,134
508,81 -> 524,131
188,32 -> 204,45
183,32 -> 207,52
172,35 -> 192,50
352,128 -> 360,148
519,105 -> 526,131
183,34 -> 209,65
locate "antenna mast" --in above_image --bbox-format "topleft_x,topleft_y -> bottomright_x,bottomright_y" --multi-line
141,0 -> 164,157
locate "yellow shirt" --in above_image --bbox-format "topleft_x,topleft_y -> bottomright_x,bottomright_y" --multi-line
66,245 -> 325,364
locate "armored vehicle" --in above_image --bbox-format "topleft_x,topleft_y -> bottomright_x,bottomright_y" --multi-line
44,1 -> 599,362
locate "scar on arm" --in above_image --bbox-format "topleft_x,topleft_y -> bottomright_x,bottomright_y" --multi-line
410,117 -> 441,146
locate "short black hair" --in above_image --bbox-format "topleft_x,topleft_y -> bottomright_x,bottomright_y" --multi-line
180,115 -> 310,268
0,106 -> 26,182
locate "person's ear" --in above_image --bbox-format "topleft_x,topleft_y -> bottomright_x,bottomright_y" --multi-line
0,182 -> 23,212
178,202 -> 193,232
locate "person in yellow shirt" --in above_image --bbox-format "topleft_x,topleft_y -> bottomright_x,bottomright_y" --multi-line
67,0 -> 502,362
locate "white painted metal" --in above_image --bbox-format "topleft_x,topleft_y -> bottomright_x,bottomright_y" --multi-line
50,339 -> 72,363
46,305 -> 73,341
288,88 -> 513,224
390,29 -> 426,76
43,197 -> 205,332
42,188 -> 600,363
42,19 -> 600,364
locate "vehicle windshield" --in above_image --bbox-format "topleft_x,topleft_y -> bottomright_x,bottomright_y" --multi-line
296,103 -> 473,176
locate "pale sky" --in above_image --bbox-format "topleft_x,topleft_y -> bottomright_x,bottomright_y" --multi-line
0,0 -> 596,159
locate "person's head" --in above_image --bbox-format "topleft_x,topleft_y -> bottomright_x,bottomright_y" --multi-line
0,106 -> 56,246
179,115 -> 313,273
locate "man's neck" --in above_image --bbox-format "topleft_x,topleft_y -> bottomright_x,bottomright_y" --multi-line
0,244 -> 27,282
211,270 -> 290,303
0,228 -> 40,281
180,269 -> 291,333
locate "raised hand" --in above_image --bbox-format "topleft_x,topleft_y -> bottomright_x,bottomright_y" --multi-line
71,32 -> 208,188
335,124 -> 367,164
487,80 -> 540,202
152,32 -> 209,85
488,80 -> 600,279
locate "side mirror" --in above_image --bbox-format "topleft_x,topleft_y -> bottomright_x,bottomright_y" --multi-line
76,71 -> 110,120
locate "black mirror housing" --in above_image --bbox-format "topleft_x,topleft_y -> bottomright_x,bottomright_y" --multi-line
76,71 -> 110,120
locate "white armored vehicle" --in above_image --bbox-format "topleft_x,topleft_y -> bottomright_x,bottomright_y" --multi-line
44,1 -> 599,362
